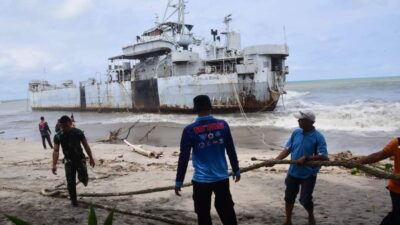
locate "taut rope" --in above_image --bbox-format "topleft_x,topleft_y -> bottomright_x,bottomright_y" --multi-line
241,159 -> 400,180
78,159 -> 399,197
2,160 -> 397,224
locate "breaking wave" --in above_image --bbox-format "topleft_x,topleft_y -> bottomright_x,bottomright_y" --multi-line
245,91 -> 400,133
79,90 -> 400,133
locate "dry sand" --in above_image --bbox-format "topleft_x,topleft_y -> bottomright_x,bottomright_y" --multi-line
0,125 -> 393,225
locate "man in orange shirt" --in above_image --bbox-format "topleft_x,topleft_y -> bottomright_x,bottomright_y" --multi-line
357,137 -> 400,225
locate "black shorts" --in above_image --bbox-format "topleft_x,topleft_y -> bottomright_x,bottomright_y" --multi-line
284,174 -> 317,210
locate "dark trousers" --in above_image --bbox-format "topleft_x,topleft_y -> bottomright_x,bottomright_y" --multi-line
41,134 -> 53,149
64,159 -> 88,201
380,191 -> 400,225
192,179 -> 237,225
284,175 -> 317,211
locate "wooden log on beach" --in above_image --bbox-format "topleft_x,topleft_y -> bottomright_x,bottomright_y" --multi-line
247,159 -> 400,180
123,139 -> 162,158
79,159 -> 400,198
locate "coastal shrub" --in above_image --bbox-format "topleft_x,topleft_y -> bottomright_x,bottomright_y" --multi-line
384,163 -> 393,172
88,205 -> 115,225
351,167 -> 361,176
4,215 -> 31,225
5,206 -> 115,225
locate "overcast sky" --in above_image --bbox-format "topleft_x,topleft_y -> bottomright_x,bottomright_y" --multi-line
1,0 -> 399,100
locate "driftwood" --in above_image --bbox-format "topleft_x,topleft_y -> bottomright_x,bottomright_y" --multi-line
97,122 -> 140,143
121,121 -> 140,140
123,139 -> 163,158
139,125 -> 157,143
79,159 -> 400,198
97,128 -> 122,143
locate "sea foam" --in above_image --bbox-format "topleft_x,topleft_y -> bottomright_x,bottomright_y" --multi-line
78,90 -> 400,133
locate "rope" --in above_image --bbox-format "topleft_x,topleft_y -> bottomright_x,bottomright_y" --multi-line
231,84 -> 269,146
80,183 -> 192,197
78,160 -> 400,198
3,160 -> 397,224
240,159 -> 400,180
229,73 -> 286,148
87,202 -> 194,225
0,186 -> 194,225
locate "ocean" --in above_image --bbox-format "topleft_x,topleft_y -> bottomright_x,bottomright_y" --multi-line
1,76 -> 399,154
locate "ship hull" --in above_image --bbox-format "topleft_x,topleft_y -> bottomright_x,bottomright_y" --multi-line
29,74 -> 281,113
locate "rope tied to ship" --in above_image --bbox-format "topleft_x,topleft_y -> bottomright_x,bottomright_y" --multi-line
231,84 -> 273,147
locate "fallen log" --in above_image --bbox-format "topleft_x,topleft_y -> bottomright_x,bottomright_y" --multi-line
123,139 -> 163,158
245,159 -> 400,180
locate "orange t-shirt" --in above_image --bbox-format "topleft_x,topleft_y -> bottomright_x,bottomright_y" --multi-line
383,138 -> 400,193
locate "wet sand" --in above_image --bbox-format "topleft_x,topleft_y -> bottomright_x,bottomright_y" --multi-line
79,121 -> 389,154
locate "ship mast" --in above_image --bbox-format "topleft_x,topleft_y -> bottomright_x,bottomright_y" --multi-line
178,0 -> 185,33
162,0 -> 187,34
223,14 -> 232,48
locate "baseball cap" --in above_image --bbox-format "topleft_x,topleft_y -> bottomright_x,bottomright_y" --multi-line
294,110 -> 316,122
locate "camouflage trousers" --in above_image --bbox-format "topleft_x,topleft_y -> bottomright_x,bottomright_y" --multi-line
64,159 -> 88,201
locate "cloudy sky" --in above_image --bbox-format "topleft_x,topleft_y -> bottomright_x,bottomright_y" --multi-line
1,0 -> 399,100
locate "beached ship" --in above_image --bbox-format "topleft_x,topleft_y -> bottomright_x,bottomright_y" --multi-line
28,0 -> 289,113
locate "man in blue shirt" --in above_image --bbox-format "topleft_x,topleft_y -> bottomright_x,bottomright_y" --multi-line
175,95 -> 241,225
267,110 -> 328,225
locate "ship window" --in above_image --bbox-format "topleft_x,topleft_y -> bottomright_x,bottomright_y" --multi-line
271,58 -> 282,71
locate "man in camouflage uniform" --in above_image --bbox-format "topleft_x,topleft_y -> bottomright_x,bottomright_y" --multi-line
52,115 -> 95,206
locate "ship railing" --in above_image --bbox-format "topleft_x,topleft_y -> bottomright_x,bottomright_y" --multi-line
138,34 -> 175,44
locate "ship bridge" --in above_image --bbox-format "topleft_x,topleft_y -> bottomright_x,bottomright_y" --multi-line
109,39 -> 176,60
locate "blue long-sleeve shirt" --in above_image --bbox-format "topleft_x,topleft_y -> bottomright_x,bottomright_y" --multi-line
175,115 -> 240,187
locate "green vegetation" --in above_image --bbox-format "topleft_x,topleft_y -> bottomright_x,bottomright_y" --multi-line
4,215 -> 31,225
384,163 -> 393,173
5,205 -> 115,225
351,167 -> 361,176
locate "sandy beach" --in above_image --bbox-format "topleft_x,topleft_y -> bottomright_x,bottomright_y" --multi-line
0,122 -> 394,225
